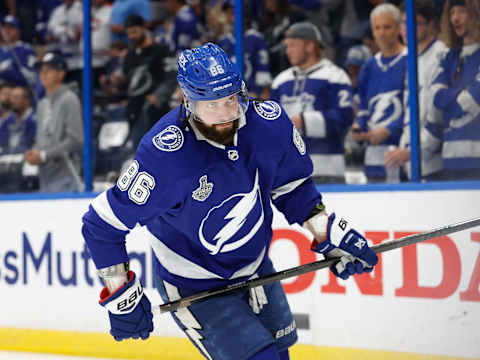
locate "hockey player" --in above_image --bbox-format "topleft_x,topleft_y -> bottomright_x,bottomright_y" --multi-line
271,22 -> 354,183
82,43 -> 378,360
385,0 -> 447,180
351,3 -> 407,182
427,0 -> 480,180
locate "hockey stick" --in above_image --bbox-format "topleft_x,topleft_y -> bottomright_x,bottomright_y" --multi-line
152,217 -> 480,314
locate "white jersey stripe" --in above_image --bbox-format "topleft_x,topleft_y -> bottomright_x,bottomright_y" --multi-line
271,177 -> 308,200
91,191 -> 129,231
149,230 -> 266,280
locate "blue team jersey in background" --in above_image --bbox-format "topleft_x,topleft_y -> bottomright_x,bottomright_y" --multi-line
430,44 -> 480,172
357,50 -> 407,178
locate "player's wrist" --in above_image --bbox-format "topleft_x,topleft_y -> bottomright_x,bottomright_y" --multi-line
98,262 -> 130,292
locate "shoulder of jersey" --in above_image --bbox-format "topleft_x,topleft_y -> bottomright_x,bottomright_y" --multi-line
310,59 -> 351,85
249,99 -> 285,122
245,28 -> 265,39
271,68 -> 295,88
142,107 -> 188,157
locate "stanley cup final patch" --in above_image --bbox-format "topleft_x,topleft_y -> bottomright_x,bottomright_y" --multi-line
152,125 -> 184,152
253,101 -> 282,120
192,175 -> 213,201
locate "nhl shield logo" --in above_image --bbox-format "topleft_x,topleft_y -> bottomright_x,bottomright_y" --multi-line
228,150 -> 239,161
152,125 -> 184,152
253,101 -> 282,120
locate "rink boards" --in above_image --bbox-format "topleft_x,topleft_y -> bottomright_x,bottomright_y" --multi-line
0,184 -> 479,360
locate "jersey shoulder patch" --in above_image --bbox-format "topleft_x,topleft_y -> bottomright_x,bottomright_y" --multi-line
152,125 -> 184,152
253,100 -> 282,120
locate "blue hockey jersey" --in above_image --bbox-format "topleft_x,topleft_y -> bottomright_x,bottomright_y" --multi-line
0,109 -> 35,155
0,42 -> 37,87
167,5 -> 200,55
82,101 -> 322,292
429,43 -> 480,173
218,29 -> 272,97
357,50 -> 407,179
270,59 -> 353,177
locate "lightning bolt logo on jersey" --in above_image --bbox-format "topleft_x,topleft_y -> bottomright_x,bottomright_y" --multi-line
199,170 -> 264,255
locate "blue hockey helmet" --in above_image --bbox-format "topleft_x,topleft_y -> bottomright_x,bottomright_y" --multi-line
177,42 -> 244,101
177,43 -> 249,124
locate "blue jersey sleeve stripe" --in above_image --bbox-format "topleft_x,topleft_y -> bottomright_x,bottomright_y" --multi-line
91,191 -> 130,231
271,177 -> 309,200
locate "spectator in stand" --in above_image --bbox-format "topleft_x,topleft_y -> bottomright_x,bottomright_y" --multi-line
46,0 -> 83,88
324,0 -> 384,65
25,52 -> 83,192
0,82 -> 12,125
98,40 -> 128,101
33,0 -> 63,44
271,22 -> 354,183
0,16 -> 37,90
218,1 -> 272,99
259,0 -> 307,77
426,0 -> 480,180
344,44 -> 372,114
79,0 -> 112,89
202,1 -> 228,44
0,85 -> 35,155
110,0 -> 152,42
0,85 -> 35,193
120,14 -> 176,149
351,3 -> 407,182
385,0 -> 447,181
8,0 -> 60,45
164,0 -> 201,55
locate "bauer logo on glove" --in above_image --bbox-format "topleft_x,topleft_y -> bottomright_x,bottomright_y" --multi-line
117,283 -> 144,312
304,208 -> 378,280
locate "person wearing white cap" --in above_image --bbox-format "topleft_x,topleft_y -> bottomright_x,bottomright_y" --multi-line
271,22 -> 354,184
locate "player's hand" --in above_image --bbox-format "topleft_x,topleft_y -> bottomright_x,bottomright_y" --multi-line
99,271 -> 154,341
305,212 -> 378,280
290,114 -> 304,131
350,123 -> 368,143
385,147 -> 410,168
24,149 -> 43,165
367,127 -> 390,145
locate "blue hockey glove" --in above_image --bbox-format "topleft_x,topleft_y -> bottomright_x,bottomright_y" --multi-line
305,211 -> 378,280
99,270 -> 154,341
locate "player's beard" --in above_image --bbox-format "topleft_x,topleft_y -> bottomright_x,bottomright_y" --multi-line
195,119 -> 239,146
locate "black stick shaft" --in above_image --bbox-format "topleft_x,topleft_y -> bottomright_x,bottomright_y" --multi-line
155,217 -> 480,313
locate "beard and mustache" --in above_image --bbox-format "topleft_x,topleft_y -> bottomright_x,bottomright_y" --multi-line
194,118 -> 240,146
